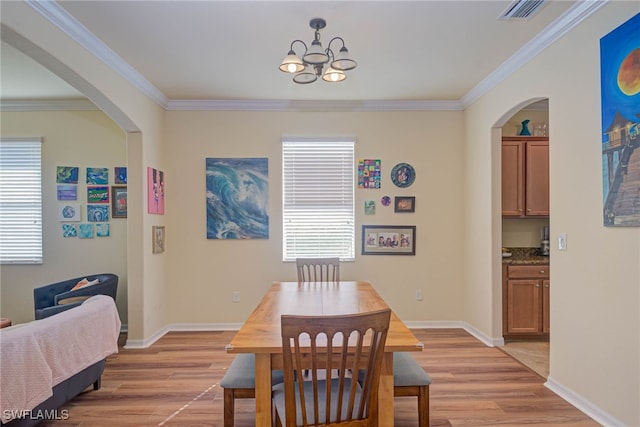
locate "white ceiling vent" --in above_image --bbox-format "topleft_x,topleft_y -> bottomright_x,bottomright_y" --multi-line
498,0 -> 546,21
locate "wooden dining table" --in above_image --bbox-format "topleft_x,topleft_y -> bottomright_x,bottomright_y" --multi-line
226,280 -> 423,426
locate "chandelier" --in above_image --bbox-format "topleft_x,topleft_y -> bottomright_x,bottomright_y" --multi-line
279,18 -> 357,84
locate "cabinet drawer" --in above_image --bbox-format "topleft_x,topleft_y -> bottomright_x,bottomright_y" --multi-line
507,265 -> 549,278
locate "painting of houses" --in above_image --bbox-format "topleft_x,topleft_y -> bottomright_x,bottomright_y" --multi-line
600,13 -> 640,226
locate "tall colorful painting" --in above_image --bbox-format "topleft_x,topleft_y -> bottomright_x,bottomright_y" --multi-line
205,158 -> 269,239
147,167 -> 165,215
600,13 -> 640,226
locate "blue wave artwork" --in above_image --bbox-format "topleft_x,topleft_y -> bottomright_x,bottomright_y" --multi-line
206,158 -> 269,239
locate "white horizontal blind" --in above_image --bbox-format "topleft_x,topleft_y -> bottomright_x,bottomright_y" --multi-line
283,138 -> 355,261
0,138 -> 43,264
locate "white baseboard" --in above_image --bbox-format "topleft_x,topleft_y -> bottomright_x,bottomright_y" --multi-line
545,376 -> 625,427
123,322 -> 243,349
402,320 -> 505,347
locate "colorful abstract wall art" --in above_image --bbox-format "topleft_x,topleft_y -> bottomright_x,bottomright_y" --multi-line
205,158 -> 269,239
57,185 -> 77,200
87,186 -> 109,203
114,167 -> 127,184
56,166 -> 79,184
600,13 -> 640,226
87,205 -> 109,222
86,167 -> 108,184
357,159 -> 381,189
58,204 -> 81,222
147,167 -> 165,214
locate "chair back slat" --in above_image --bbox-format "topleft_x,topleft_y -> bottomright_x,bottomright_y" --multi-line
280,308 -> 391,426
296,257 -> 340,282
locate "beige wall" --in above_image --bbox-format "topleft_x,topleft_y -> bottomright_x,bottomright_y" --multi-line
163,111 -> 465,324
1,1 -> 168,342
463,3 -> 639,425
0,110 -> 128,325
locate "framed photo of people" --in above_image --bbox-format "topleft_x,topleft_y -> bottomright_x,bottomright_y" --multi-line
362,225 -> 416,255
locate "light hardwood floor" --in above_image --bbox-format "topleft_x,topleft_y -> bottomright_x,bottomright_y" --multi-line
44,329 -> 596,426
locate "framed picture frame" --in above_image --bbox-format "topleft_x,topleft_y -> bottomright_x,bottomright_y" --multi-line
152,225 -> 165,254
362,225 -> 416,255
111,186 -> 127,218
394,196 -> 415,213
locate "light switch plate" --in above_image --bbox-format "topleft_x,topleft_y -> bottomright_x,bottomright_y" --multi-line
558,233 -> 567,251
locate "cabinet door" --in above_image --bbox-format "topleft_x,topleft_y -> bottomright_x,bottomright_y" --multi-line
507,279 -> 541,334
502,141 -> 524,216
542,279 -> 550,333
525,141 -> 549,216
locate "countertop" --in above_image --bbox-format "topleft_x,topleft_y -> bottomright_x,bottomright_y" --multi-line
502,247 -> 549,265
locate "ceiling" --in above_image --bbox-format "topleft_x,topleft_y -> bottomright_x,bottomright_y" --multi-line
0,0 -> 591,108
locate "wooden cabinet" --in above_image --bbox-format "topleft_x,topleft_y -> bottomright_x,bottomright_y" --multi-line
501,137 -> 549,217
502,265 -> 550,339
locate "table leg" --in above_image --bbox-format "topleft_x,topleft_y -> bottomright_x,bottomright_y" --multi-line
255,353 -> 272,427
378,352 -> 394,426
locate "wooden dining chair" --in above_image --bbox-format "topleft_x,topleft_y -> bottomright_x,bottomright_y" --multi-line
296,257 -> 340,282
219,354 -> 285,427
273,308 -> 391,427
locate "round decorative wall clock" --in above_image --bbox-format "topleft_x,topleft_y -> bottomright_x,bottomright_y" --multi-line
381,196 -> 391,206
391,163 -> 416,188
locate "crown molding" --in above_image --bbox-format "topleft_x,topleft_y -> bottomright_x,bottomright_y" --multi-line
166,99 -> 463,112
24,0 -> 605,113
25,0 -> 169,108
0,99 -> 98,111
461,0 -> 607,108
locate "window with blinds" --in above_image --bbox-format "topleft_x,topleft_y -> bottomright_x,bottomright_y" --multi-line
282,138 -> 355,261
0,138 -> 43,264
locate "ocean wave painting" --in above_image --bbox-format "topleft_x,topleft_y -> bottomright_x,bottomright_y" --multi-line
206,158 -> 269,239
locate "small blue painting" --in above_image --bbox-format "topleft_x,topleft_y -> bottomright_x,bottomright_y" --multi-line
205,157 -> 269,239
96,223 -> 110,237
115,167 -> 127,184
87,167 -> 108,184
57,185 -> 77,200
78,224 -> 94,239
87,205 -> 109,222
56,166 -> 79,184
62,224 -> 77,237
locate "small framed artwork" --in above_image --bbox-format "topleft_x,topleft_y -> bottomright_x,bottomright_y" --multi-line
362,225 -> 416,255
394,196 -> 415,213
111,186 -> 127,218
152,225 -> 165,254
58,203 -> 81,222
87,205 -> 109,222
56,166 -> 79,184
364,200 -> 376,215
87,186 -> 109,203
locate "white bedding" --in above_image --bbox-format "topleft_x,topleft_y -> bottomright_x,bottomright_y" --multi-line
0,295 -> 121,423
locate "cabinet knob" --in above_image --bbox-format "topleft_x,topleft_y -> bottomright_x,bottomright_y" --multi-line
540,270 -> 546,274
545,284 -> 549,288
527,209 -> 532,212
536,284 -> 540,287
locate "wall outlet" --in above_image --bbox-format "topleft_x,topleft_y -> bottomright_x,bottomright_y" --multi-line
232,291 -> 240,303
415,289 -> 423,301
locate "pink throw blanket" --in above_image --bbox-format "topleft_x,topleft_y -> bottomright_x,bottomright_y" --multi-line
0,295 -> 121,423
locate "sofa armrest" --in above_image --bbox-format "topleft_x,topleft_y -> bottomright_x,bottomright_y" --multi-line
33,279 -> 79,310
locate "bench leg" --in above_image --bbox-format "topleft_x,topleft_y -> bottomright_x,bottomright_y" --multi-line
224,388 -> 235,427
418,385 -> 429,427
